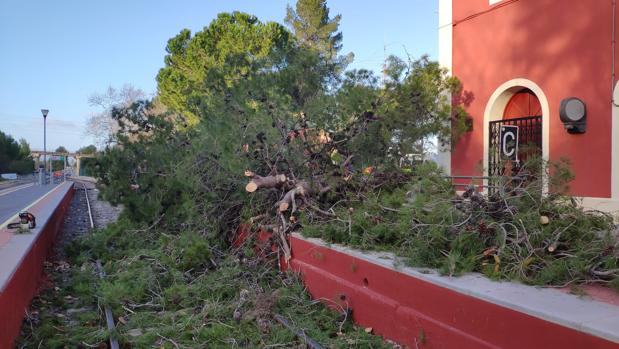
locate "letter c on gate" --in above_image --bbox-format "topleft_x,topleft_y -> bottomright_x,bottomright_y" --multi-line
502,131 -> 515,157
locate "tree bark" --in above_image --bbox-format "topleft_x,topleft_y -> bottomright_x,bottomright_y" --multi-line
245,174 -> 287,192
276,181 -> 310,213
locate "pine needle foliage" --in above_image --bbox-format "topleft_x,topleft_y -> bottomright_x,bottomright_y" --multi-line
18,217 -> 391,348
302,161 -> 618,288
285,0 -> 343,61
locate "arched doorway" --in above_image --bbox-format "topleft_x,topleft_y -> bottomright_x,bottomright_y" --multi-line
488,88 -> 543,181
503,89 -> 542,119
483,79 -> 549,193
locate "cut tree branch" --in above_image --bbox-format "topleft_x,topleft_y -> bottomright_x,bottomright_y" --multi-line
245,173 -> 287,193
276,181 -> 310,213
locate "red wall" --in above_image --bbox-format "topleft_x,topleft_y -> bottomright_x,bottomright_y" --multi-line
290,236 -> 619,349
451,0 -> 616,197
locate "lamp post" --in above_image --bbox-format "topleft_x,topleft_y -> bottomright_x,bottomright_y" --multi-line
41,109 -> 49,184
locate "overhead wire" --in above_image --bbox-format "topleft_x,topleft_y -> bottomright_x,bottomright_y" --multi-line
452,0 -> 522,27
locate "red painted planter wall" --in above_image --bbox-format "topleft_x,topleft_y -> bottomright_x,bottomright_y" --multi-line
289,236 -> 618,349
451,0 -> 618,198
0,186 -> 74,348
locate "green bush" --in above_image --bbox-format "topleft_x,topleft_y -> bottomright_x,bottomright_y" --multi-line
8,159 -> 34,174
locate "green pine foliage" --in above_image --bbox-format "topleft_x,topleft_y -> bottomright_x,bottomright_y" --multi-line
18,217 -> 390,348
302,161 -> 619,287
156,12 -> 293,126
285,0 -> 343,59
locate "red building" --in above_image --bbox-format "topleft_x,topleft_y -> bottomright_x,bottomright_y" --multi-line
438,0 -> 619,213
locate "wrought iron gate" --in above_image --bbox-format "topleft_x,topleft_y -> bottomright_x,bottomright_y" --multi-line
488,116 -> 542,190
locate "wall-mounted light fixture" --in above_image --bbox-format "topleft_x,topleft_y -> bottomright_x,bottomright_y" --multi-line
559,97 -> 586,134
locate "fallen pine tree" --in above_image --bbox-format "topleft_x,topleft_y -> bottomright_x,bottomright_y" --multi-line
296,161 -> 619,291
23,2 -> 616,348
18,216 -> 394,348
239,115 -> 618,290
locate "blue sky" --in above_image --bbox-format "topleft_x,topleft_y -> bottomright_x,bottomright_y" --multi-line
0,0 -> 438,152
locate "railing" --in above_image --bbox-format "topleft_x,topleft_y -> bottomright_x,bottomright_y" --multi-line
445,175 -> 531,192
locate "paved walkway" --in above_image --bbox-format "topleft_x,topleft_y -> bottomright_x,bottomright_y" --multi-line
0,182 -> 60,228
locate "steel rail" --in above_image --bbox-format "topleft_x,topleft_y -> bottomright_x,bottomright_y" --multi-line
82,184 -> 120,349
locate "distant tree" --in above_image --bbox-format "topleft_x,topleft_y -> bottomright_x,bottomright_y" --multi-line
18,138 -> 31,158
55,146 -> 68,153
0,131 -> 33,174
77,145 -> 97,154
86,84 -> 145,148
0,131 -> 20,172
285,0 -> 343,60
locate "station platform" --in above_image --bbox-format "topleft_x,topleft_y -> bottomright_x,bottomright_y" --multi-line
0,182 -> 62,226
0,181 -> 74,348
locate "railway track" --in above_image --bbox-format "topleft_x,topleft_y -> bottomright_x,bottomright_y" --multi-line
17,180 -> 122,347
80,183 -> 120,349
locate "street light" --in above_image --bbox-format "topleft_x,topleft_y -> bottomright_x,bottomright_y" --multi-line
41,109 -> 49,185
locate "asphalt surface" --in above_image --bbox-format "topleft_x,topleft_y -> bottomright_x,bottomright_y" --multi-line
0,181 -> 61,225
0,176 -> 36,190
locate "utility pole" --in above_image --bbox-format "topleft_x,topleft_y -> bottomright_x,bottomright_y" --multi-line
63,153 -> 67,182
41,109 -> 49,185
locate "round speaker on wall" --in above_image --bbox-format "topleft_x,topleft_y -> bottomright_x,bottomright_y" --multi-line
559,97 -> 586,133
